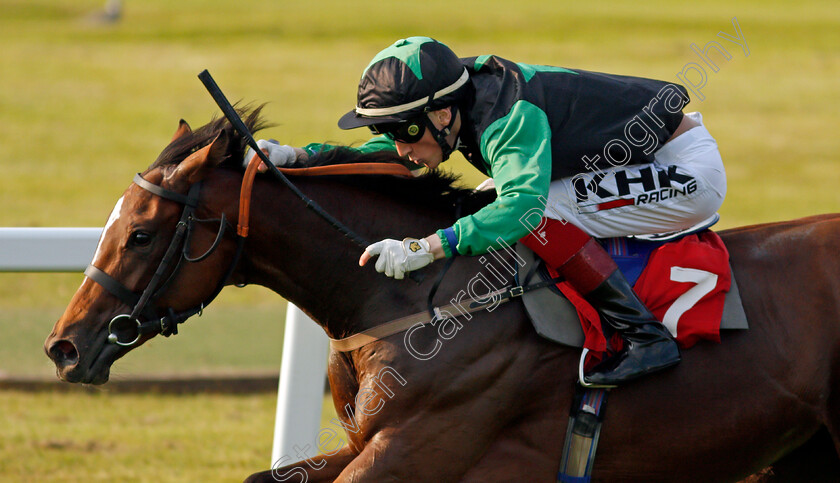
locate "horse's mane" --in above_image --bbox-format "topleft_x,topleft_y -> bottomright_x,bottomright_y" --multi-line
150,104 -> 271,171
149,105 -> 494,215
308,147 -> 477,213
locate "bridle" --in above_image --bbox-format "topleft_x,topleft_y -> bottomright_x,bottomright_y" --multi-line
86,69 -> 421,348
86,153 -> 414,348
85,172 -> 246,347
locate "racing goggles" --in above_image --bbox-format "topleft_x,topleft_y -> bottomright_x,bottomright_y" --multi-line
368,118 -> 427,144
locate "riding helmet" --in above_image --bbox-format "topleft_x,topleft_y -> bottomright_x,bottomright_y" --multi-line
338,37 -> 470,130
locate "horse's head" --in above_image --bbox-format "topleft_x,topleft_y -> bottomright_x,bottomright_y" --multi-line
44,104 -> 492,384
45,116 -> 250,384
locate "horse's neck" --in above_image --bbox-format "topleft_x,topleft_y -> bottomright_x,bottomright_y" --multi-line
236,175 -> 466,339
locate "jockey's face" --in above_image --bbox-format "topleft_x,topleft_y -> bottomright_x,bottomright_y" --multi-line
394,108 -> 458,170
395,129 -> 443,169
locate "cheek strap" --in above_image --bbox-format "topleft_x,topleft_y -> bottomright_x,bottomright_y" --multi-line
423,105 -> 460,162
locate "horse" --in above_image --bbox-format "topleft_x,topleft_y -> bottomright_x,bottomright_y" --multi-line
44,108 -> 840,482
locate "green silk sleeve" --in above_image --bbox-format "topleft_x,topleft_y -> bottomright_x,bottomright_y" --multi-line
301,136 -> 423,171
448,101 -> 552,256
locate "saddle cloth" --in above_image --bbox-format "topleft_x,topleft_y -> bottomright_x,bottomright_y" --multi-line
517,230 -> 749,355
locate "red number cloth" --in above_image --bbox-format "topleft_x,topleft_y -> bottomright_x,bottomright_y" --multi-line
551,231 -> 731,366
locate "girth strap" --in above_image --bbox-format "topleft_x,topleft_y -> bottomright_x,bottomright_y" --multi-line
329,275 -> 563,352
557,387 -> 609,483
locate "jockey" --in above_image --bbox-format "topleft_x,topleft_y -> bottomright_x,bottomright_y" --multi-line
251,37 -> 727,386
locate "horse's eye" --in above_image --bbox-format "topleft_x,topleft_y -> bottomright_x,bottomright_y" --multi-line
129,231 -> 153,247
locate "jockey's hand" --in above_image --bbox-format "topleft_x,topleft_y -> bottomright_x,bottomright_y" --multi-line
360,238 -> 435,279
243,139 -> 297,172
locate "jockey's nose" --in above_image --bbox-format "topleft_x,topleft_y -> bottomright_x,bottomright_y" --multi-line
395,141 -> 411,158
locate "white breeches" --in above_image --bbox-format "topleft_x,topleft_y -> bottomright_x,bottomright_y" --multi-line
544,112 -> 727,238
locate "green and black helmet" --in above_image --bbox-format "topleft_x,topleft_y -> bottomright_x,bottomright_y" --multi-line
337,37 -> 470,130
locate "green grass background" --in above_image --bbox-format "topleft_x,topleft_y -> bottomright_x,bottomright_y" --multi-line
1,0 -> 838,481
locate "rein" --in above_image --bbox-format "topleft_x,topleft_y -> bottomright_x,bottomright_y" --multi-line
200,71 -> 370,250
198,69 -> 425,284
85,70 -> 447,348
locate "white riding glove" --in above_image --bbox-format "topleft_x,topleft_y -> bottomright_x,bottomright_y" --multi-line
243,139 -> 297,169
365,238 -> 435,280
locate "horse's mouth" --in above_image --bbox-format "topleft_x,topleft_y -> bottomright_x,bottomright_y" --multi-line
81,341 -> 121,384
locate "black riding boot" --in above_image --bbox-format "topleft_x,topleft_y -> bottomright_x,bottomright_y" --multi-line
581,270 -> 681,386
521,220 -> 682,387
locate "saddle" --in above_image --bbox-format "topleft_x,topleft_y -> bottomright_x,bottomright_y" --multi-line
538,223 -> 751,483
517,229 -> 749,350
327,212 -> 750,355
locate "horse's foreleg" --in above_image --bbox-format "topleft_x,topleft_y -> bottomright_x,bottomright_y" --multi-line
244,446 -> 357,483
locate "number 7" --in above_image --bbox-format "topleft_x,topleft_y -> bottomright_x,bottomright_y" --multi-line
661,267 -> 718,338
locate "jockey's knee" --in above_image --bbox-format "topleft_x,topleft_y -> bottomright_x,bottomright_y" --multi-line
689,164 -> 727,225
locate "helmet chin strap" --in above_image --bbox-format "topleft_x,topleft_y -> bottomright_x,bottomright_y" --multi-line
423,105 -> 459,162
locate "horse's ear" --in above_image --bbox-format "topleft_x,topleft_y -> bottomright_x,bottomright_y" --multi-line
168,131 -> 229,187
171,120 -> 192,142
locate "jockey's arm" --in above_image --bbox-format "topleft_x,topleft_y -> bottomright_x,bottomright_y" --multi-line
300,136 -> 424,173
357,103 -> 552,278
435,101 -> 553,258
248,135 -> 415,171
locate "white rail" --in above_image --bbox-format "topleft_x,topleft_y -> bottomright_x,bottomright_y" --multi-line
0,227 -> 326,467
0,227 -> 103,271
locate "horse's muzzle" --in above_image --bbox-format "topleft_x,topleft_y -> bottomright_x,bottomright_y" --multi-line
46,338 -> 81,379
45,335 -> 112,384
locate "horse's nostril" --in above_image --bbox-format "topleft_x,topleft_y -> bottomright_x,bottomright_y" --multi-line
49,340 -> 79,367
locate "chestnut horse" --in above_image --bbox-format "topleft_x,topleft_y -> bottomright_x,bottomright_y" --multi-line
45,110 -> 840,482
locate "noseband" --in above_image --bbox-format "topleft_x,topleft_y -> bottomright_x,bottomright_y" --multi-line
85,173 -> 246,347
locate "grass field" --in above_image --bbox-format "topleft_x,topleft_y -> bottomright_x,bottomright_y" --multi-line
1,0 -> 838,481
0,390 -> 337,482
2,301 -> 286,377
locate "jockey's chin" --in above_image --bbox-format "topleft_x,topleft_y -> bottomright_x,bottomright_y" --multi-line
412,158 -> 442,170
